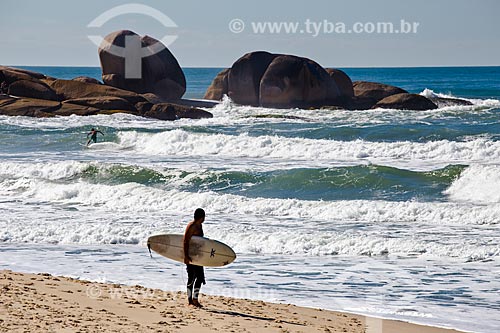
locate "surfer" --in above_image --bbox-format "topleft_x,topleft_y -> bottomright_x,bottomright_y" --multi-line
86,128 -> 104,146
184,208 -> 206,308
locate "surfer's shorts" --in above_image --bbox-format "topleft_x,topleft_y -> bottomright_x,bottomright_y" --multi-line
186,264 -> 206,285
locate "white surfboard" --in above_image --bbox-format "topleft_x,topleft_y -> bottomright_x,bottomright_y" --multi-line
147,234 -> 236,267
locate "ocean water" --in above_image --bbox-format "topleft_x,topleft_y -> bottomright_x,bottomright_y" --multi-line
1,66 -> 500,332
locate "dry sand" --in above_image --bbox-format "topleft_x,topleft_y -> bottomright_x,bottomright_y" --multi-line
0,270 -> 464,333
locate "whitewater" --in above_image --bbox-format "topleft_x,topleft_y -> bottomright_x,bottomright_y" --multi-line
1,76 -> 500,333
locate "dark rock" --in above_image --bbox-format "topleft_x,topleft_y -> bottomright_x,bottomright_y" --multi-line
0,67 -> 39,84
428,96 -> 473,108
351,81 -> 408,109
140,93 -> 165,104
373,93 -> 438,110
247,114 -> 308,121
325,69 -> 354,98
353,81 -> 407,101
0,97 -> 60,117
204,68 -> 230,100
0,66 -> 48,83
63,96 -> 136,111
259,55 -> 339,108
53,103 -> 101,116
47,79 -> 146,104
228,51 -> 277,106
7,79 -> 59,101
99,30 -> 186,100
72,76 -> 102,85
173,98 -> 219,108
135,101 -> 153,114
145,103 -> 213,120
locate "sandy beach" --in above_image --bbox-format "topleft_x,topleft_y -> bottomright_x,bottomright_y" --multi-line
0,270 -> 464,333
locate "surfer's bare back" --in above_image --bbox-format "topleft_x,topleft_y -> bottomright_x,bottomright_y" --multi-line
183,208 -> 206,308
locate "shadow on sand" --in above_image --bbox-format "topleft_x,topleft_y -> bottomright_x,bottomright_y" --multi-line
204,308 -> 305,326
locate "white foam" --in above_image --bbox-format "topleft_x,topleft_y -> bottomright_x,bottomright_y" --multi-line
113,129 -> 500,169
0,160 -> 88,181
420,88 -> 500,110
445,164 -> 500,204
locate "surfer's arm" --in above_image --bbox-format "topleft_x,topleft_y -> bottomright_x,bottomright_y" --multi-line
98,131 -> 104,136
183,225 -> 194,264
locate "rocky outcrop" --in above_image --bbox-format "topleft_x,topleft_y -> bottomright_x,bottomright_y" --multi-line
349,81 -> 408,110
7,80 -> 59,101
54,103 -> 101,116
99,30 -> 186,100
0,66 -> 212,120
227,51 -> 277,106
48,79 -> 147,104
72,76 -> 102,85
373,93 -> 438,110
218,51 -> 343,108
203,68 -> 230,100
63,96 -> 136,111
259,55 -> 339,108
0,66 -> 49,83
353,81 -> 407,101
325,69 -> 354,99
429,96 -> 473,108
0,96 -> 60,117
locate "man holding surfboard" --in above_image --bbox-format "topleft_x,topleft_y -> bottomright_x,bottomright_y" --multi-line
184,208 -> 206,308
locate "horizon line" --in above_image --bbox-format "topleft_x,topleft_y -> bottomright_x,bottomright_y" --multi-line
5,64 -> 500,69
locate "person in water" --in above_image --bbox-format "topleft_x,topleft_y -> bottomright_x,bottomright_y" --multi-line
86,128 -> 104,146
184,208 -> 206,308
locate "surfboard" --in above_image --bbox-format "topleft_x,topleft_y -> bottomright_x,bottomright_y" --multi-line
147,234 -> 236,267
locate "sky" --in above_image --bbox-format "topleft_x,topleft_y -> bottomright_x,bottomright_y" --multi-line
0,0 -> 499,68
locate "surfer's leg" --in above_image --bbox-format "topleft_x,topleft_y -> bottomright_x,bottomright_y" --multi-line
186,264 -> 195,304
192,266 -> 204,306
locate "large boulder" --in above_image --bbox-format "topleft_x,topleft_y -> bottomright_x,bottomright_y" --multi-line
228,51 -> 277,106
7,79 -> 59,101
259,55 -> 339,108
0,66 -> 48,83
0,97 -> 60,117
352,81 -> 408,109
353,81 -> 407,101
204,68 -> 230,100
53,103 -> 101,116
373,93 -> 438,110
325,69 -> 354,98
72,76 -> 102,85
62,96 -> 136,111
99,30 -> 186,100
47,79 -> 146,104
144,103 -> 213,120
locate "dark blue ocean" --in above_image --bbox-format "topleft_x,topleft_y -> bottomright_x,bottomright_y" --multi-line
1,66 -> 499,332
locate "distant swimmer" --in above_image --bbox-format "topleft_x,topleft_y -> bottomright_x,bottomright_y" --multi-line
86,128 -> 104,146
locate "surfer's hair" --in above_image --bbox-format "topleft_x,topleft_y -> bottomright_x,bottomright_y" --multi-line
194,208 -> 205,220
